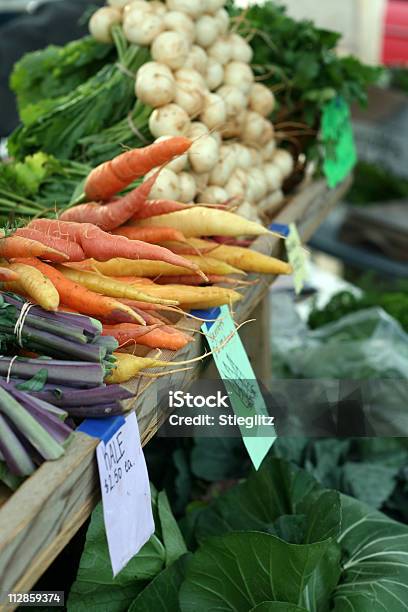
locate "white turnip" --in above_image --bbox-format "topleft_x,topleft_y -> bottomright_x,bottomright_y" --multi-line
273,149 -> 294,178
178,172 -> 197,202
151,31 -> 190,69
135,65 -> 175,107
197,185 -> 228,204
163,11 -> 195,42
199,93 -> 227,130
229,33 -> 253,63
149,103 -> 190,137
248,83 -> 275,117
189,136 -> 220,174
89,7 -> 122,43
195,15 -> 219,48
147,167 -> 181,200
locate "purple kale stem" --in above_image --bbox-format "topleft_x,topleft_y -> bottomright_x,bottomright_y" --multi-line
0,413 -> 36,476
64,403 -> 126,418
16,395 -> 72,445
22,325 -> 104,362
0,357 -> 104,387
2,293 -> 101,336
29,385 -> 132,407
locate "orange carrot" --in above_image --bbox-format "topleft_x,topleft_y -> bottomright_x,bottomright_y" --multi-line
102,323 -> 193,351
130,199 -> 192,220
84,137 -> 192,201
112,226 -> 187,244
15,228 -> 85,262
119,298 -> 173,312
0,233 -> 68,263
27,219 -> 207,279
60,172 -> 160,230
0,267 -> 19,282
13,258 -> 144,324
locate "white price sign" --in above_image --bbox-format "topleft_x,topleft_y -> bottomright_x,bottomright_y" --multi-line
96,412 -> 154,576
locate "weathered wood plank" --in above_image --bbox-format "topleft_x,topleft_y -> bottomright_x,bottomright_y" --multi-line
0,177 -> 351,604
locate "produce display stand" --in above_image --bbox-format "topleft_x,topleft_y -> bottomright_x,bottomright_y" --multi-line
0,175 -> 351,604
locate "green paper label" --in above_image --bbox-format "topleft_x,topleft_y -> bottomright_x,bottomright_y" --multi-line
202,305 -> 276,470
322,96 -> 357,188
286,223 -> 309,294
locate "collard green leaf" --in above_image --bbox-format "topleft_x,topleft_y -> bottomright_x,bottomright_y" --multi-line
158,490 -> 187,566
333,494 -> 408,611
302,542 -> 342,612
341,462 -> 398,509
179,531 -> 330,611
129,554 -> 192,612
250,604 -> 308,612
191,437 -> 247,481
194,457 -> 341,545
67,503 -> 165,612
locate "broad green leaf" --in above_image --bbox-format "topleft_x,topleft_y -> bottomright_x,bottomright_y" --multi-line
158,491 -> 187,566
333,494 -> 408,611
341,462 -> 398,509
129,554 -> 192,612
250,604 -> 308,612
302,542 -> 342,612
270,515 -> 307,544
67,503 -> 165,612
195,457 -> 341,546
191,437 -> 247,481
179,531 -> 330,611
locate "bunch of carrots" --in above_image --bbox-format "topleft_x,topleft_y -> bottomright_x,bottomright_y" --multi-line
0,137 -> 292,383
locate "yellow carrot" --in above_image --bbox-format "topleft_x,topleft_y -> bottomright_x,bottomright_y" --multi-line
106,353 -> 173,384
74,256 -> 244,278
130,206 -> 272,237
2,263 -> 60,311
56,265 -> 179,306
119,283 -> 242,309
186,239 -> 293,275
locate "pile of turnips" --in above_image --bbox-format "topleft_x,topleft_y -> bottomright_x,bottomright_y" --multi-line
88,0 -> 294,223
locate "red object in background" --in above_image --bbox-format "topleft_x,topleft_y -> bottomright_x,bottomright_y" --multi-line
383,0 -> 408,65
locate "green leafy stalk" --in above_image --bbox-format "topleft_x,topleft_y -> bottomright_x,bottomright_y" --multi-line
8,29 -> 149,161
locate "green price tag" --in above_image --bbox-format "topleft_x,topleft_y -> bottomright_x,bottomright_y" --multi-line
286,223 -> 309,294
322,96 -> 357,188
202,305 -> 276,470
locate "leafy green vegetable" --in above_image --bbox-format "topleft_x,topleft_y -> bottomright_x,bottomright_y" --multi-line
346,161 -> 408,205
191,457 -> 341,545
333,494 -> 408,611
179,531 -> 331,611
157,490 -> 188,566
70,458 -> 408,611
11,36 -> 114,112
128,554 -> 192,612
67,503 -> 165,612
250,605 -> 308,612
8,28 -> 149,161
308,290 -> 408,332
79,100 -> 152,166
228,0 -> 381,163
0,153 -> 90,221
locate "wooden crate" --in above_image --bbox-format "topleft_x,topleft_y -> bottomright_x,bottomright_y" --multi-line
0,176 -> 351,602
